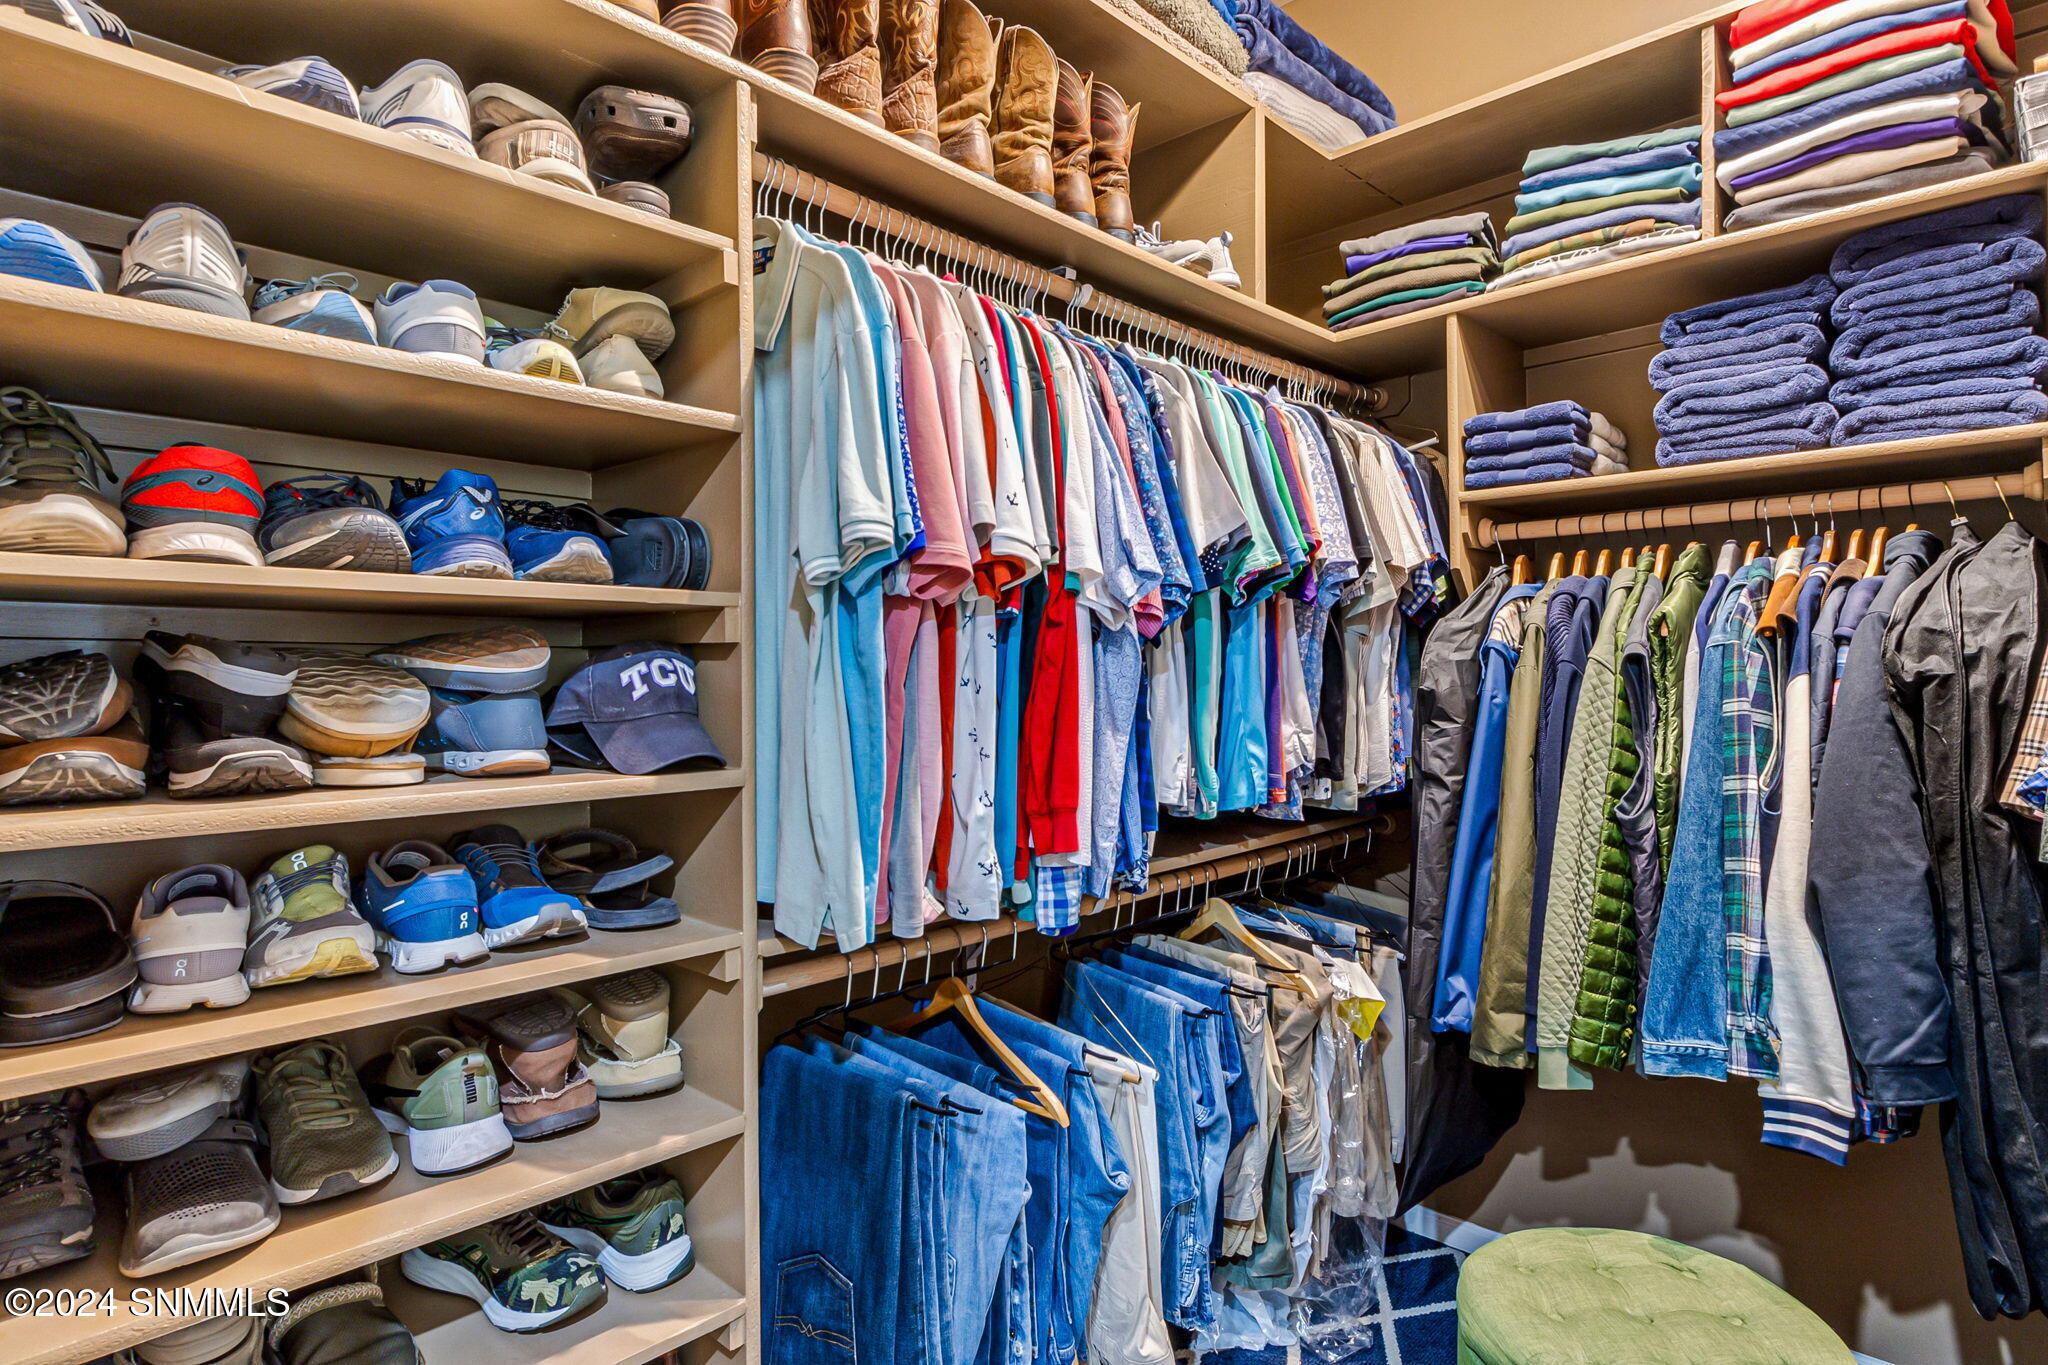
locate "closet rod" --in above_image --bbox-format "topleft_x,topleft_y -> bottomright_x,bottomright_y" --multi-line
759,815 -> 1392,997
1473,468 -> 2046,548
752,152 -> 1383,411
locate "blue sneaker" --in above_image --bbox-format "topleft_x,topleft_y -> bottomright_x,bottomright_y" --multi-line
417,689 -> 549,778
252,273 -> 375,343
390,470 -> 513,579
0,219 -> 104,291
504,501 -> 615,584
452,825 -> 590,948
359,841 -> 488,974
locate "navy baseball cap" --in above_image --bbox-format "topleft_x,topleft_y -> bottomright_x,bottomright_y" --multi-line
545,641 -> 725,774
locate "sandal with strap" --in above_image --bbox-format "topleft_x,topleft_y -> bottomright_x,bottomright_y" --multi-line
536,829 -> 679,930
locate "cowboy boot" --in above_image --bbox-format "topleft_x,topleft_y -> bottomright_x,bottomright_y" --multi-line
1089,81 -> 1139,241
739,0 -> 819,93
811,0 -> 882,124
661,0 -> 739,55
989,24 -> 1054,205
1052,60 -> 1095,226
880,0 -> 940,152
937,0 -> 996,176
608,0 -> 661,18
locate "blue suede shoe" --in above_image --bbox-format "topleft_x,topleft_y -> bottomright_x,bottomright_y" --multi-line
416,689 -> 549,778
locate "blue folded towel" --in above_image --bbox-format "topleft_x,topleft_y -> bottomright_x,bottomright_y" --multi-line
1462,400 -> 1590,437
1831,239 -> 2046,324
1651,325 -> 1829,391
1463,421 -> 1591,457
1661,275 -> 1837,345
1833,352 -> 2048,407
1832,316 -> 2045,376
1499,201 -> 1704,262
1465,463 -> 1594,488
1833,390 -> 2048,444
1656,425 -> 1835,465
1713,58 -> 1993,162
1464,443 -> 1597,474
1654,352 -> 1829,394
1657,400 -> 1839,446
1829,195 -> 2044,286
1518,142 -> 1702,193
1655,364 -> 1831,428
1238,0 -> 1396,120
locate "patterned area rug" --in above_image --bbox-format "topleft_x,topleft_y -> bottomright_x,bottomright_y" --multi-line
1200,1226 -> 1464,1365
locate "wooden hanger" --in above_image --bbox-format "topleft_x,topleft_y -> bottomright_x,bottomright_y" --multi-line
894,978 -> 1071,1125
1744,539 -> 1762,561
1510,554 -> 1533,587
1592,548 -> 1613,576
1653,542 -> 1672,579
1819,527 -> 1837,562
1545,551 -> 1565,581
1869,524 -> 1890,566
1180,898 -> 1317,996
1759,533 -> 1806,633
1569,549 -> 1589,576
1845,527 -> 1866,563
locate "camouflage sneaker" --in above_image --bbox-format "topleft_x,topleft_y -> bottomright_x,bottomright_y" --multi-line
538,1169 -> 694,1292
252,1041 -> 399,1205
0,1089 -> 95,1280
398,1210 -> 605,1332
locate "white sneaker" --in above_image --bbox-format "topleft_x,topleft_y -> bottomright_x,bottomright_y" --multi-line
360,59 -> 475,156
374,279 -> 486,364
1135,221 -> 1241,290
88,1057 -> 251,1162
129,863 -> 254,1014
578,335 -> 665,399
468,82 -> 572,137
252,273 -> 376,344
220,57 -> 360,120
488,334 -> 585,384
115,203 -> 250,320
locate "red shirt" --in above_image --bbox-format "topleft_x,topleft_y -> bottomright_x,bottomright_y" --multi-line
1729,0 -> 2012,55
1718,17 -> 1999,110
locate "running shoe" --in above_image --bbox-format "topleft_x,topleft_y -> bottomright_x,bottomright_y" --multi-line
252,1041 -> 399,1205
504,500 -> 613,582
454,993 -> 598,1138
478,119 -> 595,194
0,218 -> 102,291
369,1028 -> 510,1176
252,273 -> 376,344
116,203 -> 250,320
553,970 -> 683,1097
577,334 -> 665,398
575,86 -> 693,183
550,287 -> 673,360
358,841 -> 486,973
243,846 -> 379,989
137,630 -> 310,798
127,863 -> 254,1013
389,469 -> 511,577
399,1212 -> 604,1333
118,1115 -> 278,1277
0,1090 -> 96,1281
483,323 -> 583,384
539,1170 -> 694,1292
413,689 -> 550,778
278,650 -> 429,762
1,0 -> 129,42
451,825 -> 589,948
372,624 -> 550,693
258,474 -> 411,572
221,57 -> 360,119
466,83 -> 571,136
373,280 -> 486,364
0,648 -> 128,743
121,442 -> 264,566
0,386 -> 126,555
88,1058 -> 250,1161
359,60 -> 474,156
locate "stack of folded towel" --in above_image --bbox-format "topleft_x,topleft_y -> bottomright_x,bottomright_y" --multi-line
1462,401 -> 1631,488
1494,127 -> 1706,289
1714,0 -> 2016,230
1825,193 -> 2048,443
1322,213 -> 1500,331
1229,0 -> 1398,150
1652,275 -> 1839,465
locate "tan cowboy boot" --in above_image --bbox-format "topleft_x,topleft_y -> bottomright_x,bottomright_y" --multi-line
989,24 -> 1054,205
739,0 -> 819,93
880,0 -> 940,152
661,0 -> 738,54
1052,60 -> 1095,226
1089,81 -> 1139,241
811,0 -> 883,124
936,0 -> 996,175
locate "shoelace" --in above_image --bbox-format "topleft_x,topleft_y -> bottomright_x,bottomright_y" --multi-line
0,1100 -> 73,1187
502,498 -> 584,532
0,388 -> 116,489
499,1211 -> 571,1264
271,860 -> 340,901
265,474 -> 380,515
266,1045 -> 358,1131
484,321 -> 573,351
462,837 -> 545,888
253,271 -> 360,309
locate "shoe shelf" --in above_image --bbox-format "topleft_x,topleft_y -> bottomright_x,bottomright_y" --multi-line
391,1263 -> 747,1365
0,767 -> 747,854
0,1087 -> 746,1365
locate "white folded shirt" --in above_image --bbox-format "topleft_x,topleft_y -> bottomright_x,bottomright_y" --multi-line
1717,89 -> 1991,186
1730,0 -> 2014,79
1730,135 -> 1968,205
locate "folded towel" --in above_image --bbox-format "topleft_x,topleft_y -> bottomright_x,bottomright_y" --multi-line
1651,323 -> 1828,384
1656,364 -> 1832,427
1464,400 -> 1591,436
1339,212 -> 1496,258
1717,88 -> 1995,184
1343,234 -> 1472,275
1518,142 -> 1703,193
1714,57 -> 1996,159
1235,14 -> 1394,136
1830,236 -> 2046,322
1832,388 -> 2048,443
1657,400 -> 1843,448
1521,125 -> 1706,177
1727,44 -> 1973,130
1729,116 -> 1978,190
1467,462 -> 1600,488
1734,134 -> 1973,204
1246,74 -> 1372,150
1499,201 -> 1704,261
1652,338 -> 1832,393
1323,260 -> 1494,317
1512,163 -> 1704,215
1326,279 -> 1484,329
1829,191 -> 2043,282
1497,218 -> 1694,275
1491,227 -> 1700,286
1465,445 -> 1599,476
1731,0 -> 2015,65
1829,294 -> 2039,370
1322,246 -> 1500,298
1656,426 -> 1836,464
1832,340 -> 2048,402
1719,21 -> 2000,112
1504,186 -> 1698,237
1722,147 -> 2000,228
1733,0 -> 2010,85
1465,415 -> 1625,456
1661,274 -> 1838,345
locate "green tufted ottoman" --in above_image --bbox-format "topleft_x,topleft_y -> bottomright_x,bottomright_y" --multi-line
1455,1227 -> 1854,1365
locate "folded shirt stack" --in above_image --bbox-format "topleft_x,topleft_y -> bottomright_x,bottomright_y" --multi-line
1494,126 -> 1706,289
1461,400 -> 1631,488
1322,213 -> 1500,331
1714,0 -> 2017,231
1232,0 -> 1397,149
1824,192 -> 2048,443
1651,274 -> 1840,465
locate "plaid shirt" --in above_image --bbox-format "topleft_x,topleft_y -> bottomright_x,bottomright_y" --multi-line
1719,562 -> 1780,1081
2002,658 -> 2048,819
1031,862 -> 1083,935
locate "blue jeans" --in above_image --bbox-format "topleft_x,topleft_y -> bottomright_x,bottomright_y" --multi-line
1115,944 -> 1259,1148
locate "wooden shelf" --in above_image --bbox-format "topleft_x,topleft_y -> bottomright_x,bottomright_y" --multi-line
0,552 -> 740,618
0,275 -> 739,467
1461,426 -> 2048,517
0,14 -> 734,310
0,767 -> 745,854
0,1088 -> 746,1365
0,916 -> 742,1103
395,1264 -> 746,1365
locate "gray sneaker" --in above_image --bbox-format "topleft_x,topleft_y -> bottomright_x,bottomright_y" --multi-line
0,387 -> 126,556
269,1270 -> 423,1365
243,846 -> 379,989
115,204 -> 251,321
253,1041 -> 399,1205
119,1115 -> 280,1277
130,1314 -> 265,1365
0,1089 -> 96,1280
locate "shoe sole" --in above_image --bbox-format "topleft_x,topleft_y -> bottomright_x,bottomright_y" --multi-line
425,749 -> 550,778
127,524 -> 263,566
571,299 -> 675,361
282,658 -> 427,756
586,898 -> 681,930
128,973 -> 250,1015
264,514 -> 413,572
120,1214 -> 279,1279
0,740 -> 145,806
0,660 -> 123,743
0,224 -> 101,290
376,1107 -> 513,1175
374,628 -> 550,691
484,903 -> 587,949
505,1100 -> 598,1140
0,495 -> 126,554
517,539 -> 614,584
544,1222 -> 696,1293
116,277 -> 252,322
0,1235 -> 94,1282
166,744 -> 313,799
410,533 -> 514,580
592,1054 -> 684,1100
272,1146 -> 400,1205
246,935 -> 378,988
378,931 -> 490,974
399,1246 -> 603,1331
516,353 -> 583,384
91,1097 -> 235,1163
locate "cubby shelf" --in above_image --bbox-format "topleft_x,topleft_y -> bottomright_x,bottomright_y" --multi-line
395,1265 -> 747,1365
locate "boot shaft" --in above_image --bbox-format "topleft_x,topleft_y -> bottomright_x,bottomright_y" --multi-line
990,23 -> 1054,204
1052,59 -> 1095,225
936,0 -> 996,175
1089,81 -> 1139,240
811,0 -> 883,124
739,0 -> 819,92
880,0 -> 940,152
661,0 -> 739,56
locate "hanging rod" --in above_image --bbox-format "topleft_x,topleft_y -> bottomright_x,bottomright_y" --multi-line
759,814 -> 1392,996
1474,468 -> 2046,547
752,152 -> 1384,412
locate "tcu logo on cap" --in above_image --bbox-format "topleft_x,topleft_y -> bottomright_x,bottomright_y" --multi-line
619,654 -> 696,699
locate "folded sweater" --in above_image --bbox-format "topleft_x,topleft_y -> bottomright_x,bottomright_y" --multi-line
1339,212 -> 1496,258
1719,18 -> 2001,111
1723,147 -> 1998,228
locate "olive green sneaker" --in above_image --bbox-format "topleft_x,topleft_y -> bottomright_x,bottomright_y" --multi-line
538,1169 -> 694,1292
398,1211 -> 605,1333
368,1029 -> 511,1177
252,1041 -> 399,1205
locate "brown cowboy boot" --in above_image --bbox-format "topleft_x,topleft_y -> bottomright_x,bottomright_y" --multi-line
1089,81 -> 1139,241
1052,60 -> 1095,226
936,0 -> 996,176
880,0 -> 940,152
661,0 -> 739,55
989,24 -> 1054,205
739,0 -> 819,93
812,0 -> 882,124
608,0 -> 661,18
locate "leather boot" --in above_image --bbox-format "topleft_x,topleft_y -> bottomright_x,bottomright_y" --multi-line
739,0 -> 819,94
989,24 -> 1054,205
811,0 -> 882,125
937,0 -> 996,175
609,0 -> 662,18
880,0 -> 940,153
1089,81 -> 1139,241
661,0 -> 739,55
1052,60 -> 1095,226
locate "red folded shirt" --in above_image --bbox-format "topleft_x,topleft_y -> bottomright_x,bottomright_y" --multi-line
1717,17 -> 1998,109
1728,0 -> 2014,57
